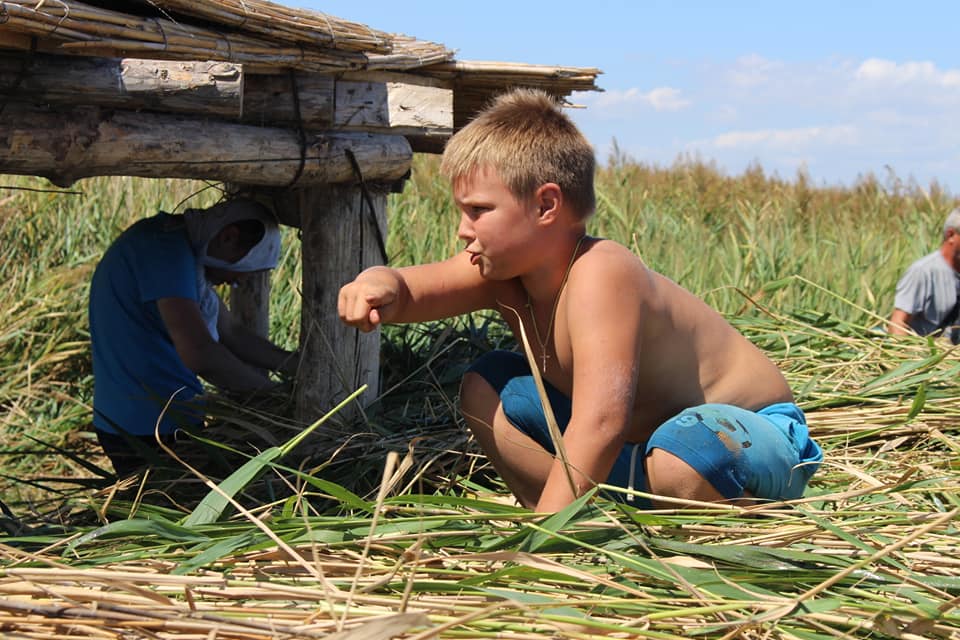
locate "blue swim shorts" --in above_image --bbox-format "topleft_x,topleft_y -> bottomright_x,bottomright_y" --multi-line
465,350 -> 823,507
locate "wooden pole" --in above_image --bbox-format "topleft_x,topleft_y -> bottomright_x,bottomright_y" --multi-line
230,270 -> 272,339
223,186 -> 276,340
295,183 -> 389,423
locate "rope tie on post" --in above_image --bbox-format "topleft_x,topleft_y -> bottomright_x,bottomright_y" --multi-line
345,148 -> 388,266
285,69 -> 307,188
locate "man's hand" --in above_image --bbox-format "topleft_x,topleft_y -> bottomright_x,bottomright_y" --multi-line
338,267 -> 403,332
279,350 -> 300,378
888,308 -> 913,336
158,296 -> 276,392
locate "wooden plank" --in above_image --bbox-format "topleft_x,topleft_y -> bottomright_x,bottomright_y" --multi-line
0,103 -> 412,187
296,184 -> 386,421
333,79 -> 452,137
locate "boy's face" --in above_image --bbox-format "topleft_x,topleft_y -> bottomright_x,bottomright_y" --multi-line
453,167 -> 539,280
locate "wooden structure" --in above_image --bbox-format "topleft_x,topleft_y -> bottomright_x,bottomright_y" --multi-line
0,0 -> 601,421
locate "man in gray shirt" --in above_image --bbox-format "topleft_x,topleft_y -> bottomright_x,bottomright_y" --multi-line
889,208 -> 960,343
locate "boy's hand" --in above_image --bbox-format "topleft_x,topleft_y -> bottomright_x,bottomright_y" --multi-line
338,267 -> 400,332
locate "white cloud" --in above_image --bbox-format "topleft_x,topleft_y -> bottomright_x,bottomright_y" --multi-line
856,58 -> 960,88
584,86 -> 691,112
709,105 -> 739,123
576,54 -> 958,191
646,87 -> 691,111
705,125 -> 858,150
727,54 -> 785,88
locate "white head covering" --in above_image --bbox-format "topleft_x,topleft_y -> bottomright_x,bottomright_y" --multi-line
183,199 -> 281,341
944,207 -> 960,240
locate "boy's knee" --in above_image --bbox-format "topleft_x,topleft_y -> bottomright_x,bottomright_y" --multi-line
645,447 -> 729,505
459,372 -> 502,422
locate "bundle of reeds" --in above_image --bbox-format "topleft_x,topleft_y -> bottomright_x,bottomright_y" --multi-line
0,0 -> 453,71
367,35 -> 462,71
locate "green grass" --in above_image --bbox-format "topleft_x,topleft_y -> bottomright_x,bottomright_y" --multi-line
0,158 -> 958,639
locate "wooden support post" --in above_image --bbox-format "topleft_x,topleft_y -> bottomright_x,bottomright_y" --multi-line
296,184 -> 388,423
225,185 -> 274,340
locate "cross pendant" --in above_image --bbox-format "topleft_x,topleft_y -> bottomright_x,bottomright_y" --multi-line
541,351 -> 549,373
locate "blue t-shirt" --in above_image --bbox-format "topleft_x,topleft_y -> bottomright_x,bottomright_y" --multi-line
89,213 -> 205,436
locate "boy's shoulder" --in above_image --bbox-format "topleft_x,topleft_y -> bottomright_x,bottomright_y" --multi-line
573,238 -> 650,284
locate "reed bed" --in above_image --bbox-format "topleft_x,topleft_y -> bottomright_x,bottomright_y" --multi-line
0,159 -> 958,638
141,0 -> 395,53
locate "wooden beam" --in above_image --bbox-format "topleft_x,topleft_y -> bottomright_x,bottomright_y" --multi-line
0,53 -> 243,116
0,103 -> 412,187
296,184 -> 387,422
0,52 -> 452,138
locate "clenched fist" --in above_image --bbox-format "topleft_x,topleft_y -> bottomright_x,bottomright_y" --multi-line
337,266 -> 403,332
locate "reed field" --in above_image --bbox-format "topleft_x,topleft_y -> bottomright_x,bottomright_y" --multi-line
1,154 -> 958,639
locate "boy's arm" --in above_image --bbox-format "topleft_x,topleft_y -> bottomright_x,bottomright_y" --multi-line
535,257 -> 646,512
339,251 -> 498,331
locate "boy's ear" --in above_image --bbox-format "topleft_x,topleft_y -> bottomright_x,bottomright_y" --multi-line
535,183 -> 563,222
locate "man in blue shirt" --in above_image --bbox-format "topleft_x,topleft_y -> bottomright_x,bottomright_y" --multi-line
89,198 -> 298,475
889,208 -> 960,344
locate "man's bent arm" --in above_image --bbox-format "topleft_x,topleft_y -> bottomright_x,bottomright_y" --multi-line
888,308 -> 913,336
157,297 -> 275,391
217,300 -> 298,376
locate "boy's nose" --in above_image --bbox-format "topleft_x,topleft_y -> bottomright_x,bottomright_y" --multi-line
456,213 -> 474,242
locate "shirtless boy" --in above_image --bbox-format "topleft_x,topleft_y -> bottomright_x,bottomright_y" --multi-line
338,89 -> 822,512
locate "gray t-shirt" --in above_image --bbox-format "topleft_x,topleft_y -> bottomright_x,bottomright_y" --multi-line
894,250 -> 960,343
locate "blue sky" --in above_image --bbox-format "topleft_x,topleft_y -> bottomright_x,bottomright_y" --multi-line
289,1 -> 959,194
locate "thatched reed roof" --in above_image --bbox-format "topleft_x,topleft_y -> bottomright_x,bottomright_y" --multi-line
0,0 -> 602,102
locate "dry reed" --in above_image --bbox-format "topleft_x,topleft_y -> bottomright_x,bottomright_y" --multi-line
0,0 -> 453,71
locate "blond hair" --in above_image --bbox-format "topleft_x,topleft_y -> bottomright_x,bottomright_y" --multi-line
440,88 -> 596,219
